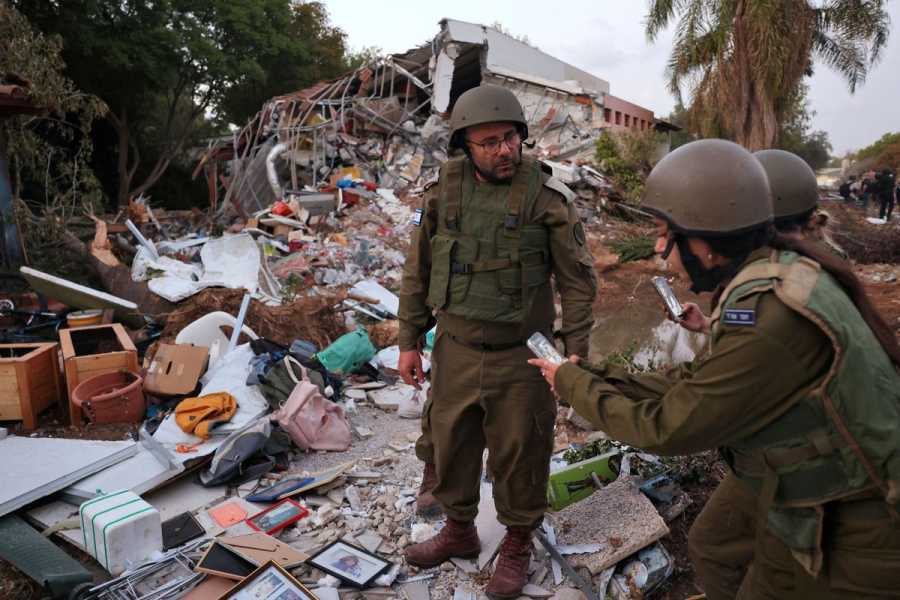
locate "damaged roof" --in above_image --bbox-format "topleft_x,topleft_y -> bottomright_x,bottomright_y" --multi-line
437,18 -> 611,97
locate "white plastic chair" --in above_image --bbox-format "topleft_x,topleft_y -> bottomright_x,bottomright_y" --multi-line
175,311 -> 259,368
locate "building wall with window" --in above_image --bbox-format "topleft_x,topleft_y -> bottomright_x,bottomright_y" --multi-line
602,94 -> 655,133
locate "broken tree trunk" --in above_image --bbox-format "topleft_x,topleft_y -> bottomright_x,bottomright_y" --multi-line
61,230 -> 175,319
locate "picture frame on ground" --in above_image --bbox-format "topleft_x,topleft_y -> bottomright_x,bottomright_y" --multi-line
306,540 -> 391,588
245,499 -> 309,535
221,560 -> 318,600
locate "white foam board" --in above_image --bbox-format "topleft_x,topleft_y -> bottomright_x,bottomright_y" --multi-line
0,436 -> 136,517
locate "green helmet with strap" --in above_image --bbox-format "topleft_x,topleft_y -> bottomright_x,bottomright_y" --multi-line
449,85 -> 528,150
753,149 -> 818,221
643,139 -> 773,236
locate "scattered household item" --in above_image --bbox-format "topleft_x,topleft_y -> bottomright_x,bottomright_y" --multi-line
0,435 -> 136,518
208,501 -> 249,529
245,499 -> 309,535
608,542 -> 674,600
0,514 -> 92,599
71,370 -> 145,425
264,462 -> 354,502
220,532 -> 308,568
79,490 -> 163,575
198,418 -> 287,487
66,309 -> 104,328
161,512 -> 205,551
175,311 -> 259,368
307,540 -> 391,588
78,538 -> 207,600
0,342 -> 63,429
246,477 -> 314,503
144,344 -> 209,396
547,451 -> 620,511
19,266 -> 142,327
218,560 -> 317,600
59,323 -> 139,425
273,372 -> 351,451
195,540 -> 256,580
181,575 -> 235,600
175,392 -> 238,439
316,327 -> 376,374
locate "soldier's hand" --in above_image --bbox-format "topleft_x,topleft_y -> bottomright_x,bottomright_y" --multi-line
399,350 -> 425,390
679,302 -> 711,333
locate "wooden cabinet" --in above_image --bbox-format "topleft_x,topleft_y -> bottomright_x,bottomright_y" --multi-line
0,343 -> 63,429
59,324 -> 138,426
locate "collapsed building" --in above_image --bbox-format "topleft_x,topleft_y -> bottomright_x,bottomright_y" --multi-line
198,18 -> 667,218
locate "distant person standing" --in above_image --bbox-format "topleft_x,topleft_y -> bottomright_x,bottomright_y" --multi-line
839,178 -> 851,202
877,168 -> 896,221
861,169 -> 876,211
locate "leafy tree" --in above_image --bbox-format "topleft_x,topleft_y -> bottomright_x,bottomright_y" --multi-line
664,100 -> 696,150
0,1 -> 104,210
595,130 -> 665,203
777,83 -> 832,169
855,132 -> 900,162
646,0 -> 890,150
17,0 -> 351,207
218,2 -> 352,126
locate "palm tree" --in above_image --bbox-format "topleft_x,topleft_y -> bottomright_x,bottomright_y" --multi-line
646,0 -> 890,150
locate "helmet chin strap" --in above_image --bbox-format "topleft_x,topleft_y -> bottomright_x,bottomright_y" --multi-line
674,235 -> 744,293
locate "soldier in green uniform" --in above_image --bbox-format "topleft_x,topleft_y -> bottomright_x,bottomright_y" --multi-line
530,139 -> 900,599
397,84 -> 597,599
678,148 -> 829,600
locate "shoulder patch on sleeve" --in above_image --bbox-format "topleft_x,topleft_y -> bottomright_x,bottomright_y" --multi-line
543,175 -> 576,204
722,308 -> 756,326
412,207 -> 424,227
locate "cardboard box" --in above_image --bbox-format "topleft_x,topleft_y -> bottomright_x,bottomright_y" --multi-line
144,344 -> 208,396
0,343 -> 63,429
59,324 -> 138,426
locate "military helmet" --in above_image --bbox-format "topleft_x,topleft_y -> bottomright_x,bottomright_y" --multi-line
449,85 -> 528,149
643,139 -> 773,236
753,149 -> 818,220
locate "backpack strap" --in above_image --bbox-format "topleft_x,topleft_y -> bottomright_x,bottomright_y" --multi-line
443,159 -> 465,231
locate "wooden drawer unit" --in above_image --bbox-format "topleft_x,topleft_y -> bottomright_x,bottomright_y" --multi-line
0,343 -> 63,429
59,324 -> 138,426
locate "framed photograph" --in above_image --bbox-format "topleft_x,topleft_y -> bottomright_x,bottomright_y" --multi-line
245,499 -> 309,535
306,540 -> 391,588
221,560 -> 318,600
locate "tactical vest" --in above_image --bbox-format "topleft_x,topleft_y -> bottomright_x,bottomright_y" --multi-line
710,250 -> 900,574
425,157 -> 551,323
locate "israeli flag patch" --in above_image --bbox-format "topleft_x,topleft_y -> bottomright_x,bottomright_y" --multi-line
412,208 -> 424,227
723,308 -> 756,326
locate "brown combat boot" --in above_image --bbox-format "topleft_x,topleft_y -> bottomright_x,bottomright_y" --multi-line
416,462 -> 443,518
485,527 -> 532,599
404,518 -> 480,568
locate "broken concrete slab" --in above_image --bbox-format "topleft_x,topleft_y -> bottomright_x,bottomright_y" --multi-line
401,580 -> 431,600
549,477 -> 668,575
357,530 -> 384,554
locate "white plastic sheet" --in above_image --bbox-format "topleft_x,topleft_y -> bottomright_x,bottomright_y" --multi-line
152,344 -> 269,463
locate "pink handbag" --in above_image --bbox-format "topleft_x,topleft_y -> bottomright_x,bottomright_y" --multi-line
273,357 -> 351,451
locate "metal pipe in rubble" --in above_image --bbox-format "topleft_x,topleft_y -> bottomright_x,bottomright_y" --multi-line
265,141 -> 290,200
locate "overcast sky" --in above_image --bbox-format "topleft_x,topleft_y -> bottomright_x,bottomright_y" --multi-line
322,0 -> 899,156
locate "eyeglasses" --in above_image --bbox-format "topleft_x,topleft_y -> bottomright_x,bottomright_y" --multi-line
466,130 -> 521,154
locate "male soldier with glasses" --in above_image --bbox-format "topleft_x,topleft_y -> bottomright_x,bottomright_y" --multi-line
397,84 -> 597,599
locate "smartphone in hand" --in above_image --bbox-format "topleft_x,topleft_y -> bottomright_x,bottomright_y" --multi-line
527,332 -> 565,365
652,276 -> 685,321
